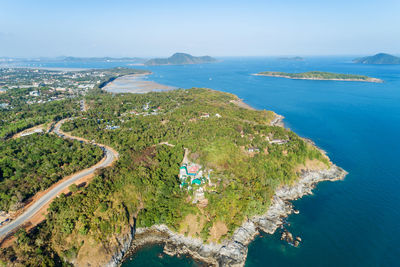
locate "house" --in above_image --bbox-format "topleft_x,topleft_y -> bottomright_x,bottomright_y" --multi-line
179,162 -> 208,187
269,139 -> 288,145
180,166 -> 188,177
0,103 -> 9,109
105,125 -> 120,130
200,113 -> 210,118
29,91 -> 40,97
187,164 -> 200,176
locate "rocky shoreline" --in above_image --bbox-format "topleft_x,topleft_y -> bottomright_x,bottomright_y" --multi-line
107,164 -> 347,267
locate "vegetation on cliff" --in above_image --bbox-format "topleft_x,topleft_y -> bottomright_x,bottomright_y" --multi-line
1,88 -> 330,266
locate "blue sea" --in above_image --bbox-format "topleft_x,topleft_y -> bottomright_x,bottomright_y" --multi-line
13,57 -> 400,266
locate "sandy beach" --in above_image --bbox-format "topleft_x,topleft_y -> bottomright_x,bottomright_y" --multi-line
103,74 -> 175,94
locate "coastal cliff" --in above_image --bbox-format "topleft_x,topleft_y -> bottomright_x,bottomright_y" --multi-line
106,164 -> 347,267
1,88 -> 347,267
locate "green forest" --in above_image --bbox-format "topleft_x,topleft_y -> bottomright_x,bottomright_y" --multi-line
1,88 -> 330,266
0,134 -> 103,211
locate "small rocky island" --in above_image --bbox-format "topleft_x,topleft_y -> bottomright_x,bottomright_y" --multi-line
145,52 -> 217,65
353,53 -> 400,65
255,71 -> 383,83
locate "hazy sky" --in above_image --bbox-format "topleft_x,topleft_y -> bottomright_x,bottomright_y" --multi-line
1,0 -> 399,57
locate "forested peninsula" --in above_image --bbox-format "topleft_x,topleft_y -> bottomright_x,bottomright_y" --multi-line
1,85 -> 347,266
255,71 -> 382,83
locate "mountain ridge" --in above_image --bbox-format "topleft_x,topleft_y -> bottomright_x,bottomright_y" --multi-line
353,53 -> 400,64
145,52 -> 217,65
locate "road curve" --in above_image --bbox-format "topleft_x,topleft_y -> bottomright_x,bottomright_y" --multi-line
0,118 -> 118,238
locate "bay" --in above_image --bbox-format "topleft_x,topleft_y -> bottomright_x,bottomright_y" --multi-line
15,57 -> 400,267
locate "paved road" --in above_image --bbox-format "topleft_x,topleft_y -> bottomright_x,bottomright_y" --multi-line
0,118 -> 117,238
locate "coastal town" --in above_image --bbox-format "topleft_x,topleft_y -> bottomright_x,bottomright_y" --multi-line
0,68 -> 147,109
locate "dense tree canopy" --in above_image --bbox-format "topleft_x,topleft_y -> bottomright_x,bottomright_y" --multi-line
0,134 -> 103,211
1,88 -> 330,266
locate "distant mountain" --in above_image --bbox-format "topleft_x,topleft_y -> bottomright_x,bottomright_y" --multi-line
353,53 -> 400,64
145,53 -> 217,65
278,56 -> 304,61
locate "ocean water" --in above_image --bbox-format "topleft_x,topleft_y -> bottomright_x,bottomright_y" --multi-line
14,57 -> 400,266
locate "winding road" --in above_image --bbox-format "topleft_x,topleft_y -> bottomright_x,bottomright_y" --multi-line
0,118 -> 118,239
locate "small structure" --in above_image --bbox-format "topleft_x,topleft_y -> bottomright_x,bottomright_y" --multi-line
187,164 -> 200,176
105,125 -> 120,130
269,139 -> 288,145
248,147 -> 260,153
179,162 -> 209,187
215,113 -> 222,118
29,91 -> 40,97
0,103 -> 9,109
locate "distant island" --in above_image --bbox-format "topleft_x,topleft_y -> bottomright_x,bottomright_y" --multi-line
255,71 -> 383,83
353,53 -> 400,64
278,56 -> 304,61
145,52 -> 217,65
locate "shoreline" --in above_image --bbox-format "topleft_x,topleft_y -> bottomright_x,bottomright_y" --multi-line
253,73 -> 383,83
104,97 -> 346,267
99,90 -> 347,267
110,165 -> 347,267
103,73 -> 176,94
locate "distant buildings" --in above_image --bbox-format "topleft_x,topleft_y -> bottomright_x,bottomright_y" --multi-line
105,125 -> 120,130
29,91 -> 40,97
0,103 -> 9,109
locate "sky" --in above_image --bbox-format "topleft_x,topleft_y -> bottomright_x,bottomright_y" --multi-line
0,0 -> 399,57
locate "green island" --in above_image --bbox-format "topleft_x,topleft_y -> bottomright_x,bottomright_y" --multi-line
353,53 -> 400,65
255,71 -> 383,83
145,52 -> 217,65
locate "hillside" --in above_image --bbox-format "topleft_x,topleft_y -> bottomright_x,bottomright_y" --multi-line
353,53 -> 400,64
255,71 -> 382,83
145,53 -> 217,65
1,88 -> 341,266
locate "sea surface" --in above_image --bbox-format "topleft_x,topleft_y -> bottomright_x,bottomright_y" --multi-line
11,57 -> 400,266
